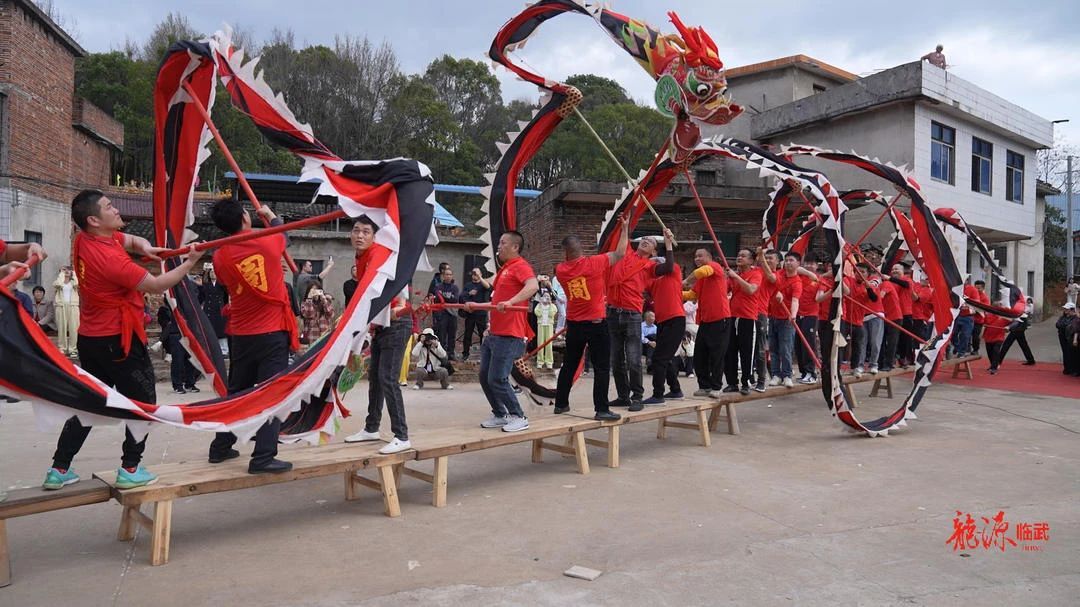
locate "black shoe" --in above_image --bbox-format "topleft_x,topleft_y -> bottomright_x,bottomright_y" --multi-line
594,411 -> 621,421
721,385 -> 738,393
249,459 -> 293,474
208,448 -> 240,464
740,385 -> 751,395
608,398 -> 631,408
553,405 -> 570,414
664,391 -> 684,400
172,387 -> 186,394
641,396 -> 666,405
753,382 -> 766,393
628,400 -> 644,412
1021,361 -> 1036,366
184,385 -> 200,393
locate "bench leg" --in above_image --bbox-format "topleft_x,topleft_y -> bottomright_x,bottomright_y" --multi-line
963,362 -> 973,379
572,432 -> 590,475
377,465 -> 401,518
150,500 -> 172,566
707,406 -> 720,432
531,439 -> 543,464
0,519 -> 10,588
656,418 -> 667,440
726,403 -> 740,436
432,457 -> 448,508
344,471 -> 359,501
886,377 -> 894,398
696,409 -> 712,447
607,426 -> 620,468
869,379 -> 882,397
117,505 -> 139,541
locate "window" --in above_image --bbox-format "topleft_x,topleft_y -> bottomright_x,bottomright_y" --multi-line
812,84 -> 827,94
703,231 -> 740,260
971,137 -> 993,195
24,231 -> 42,287
1027,271 -> 1034,300
930,121 -> 955,184
1006,150 -> 1024,203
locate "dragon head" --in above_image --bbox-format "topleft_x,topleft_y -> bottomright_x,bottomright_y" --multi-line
652,12 -> 743,127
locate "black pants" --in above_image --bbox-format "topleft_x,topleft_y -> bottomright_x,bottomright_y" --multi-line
898,315 -> 914,363
971,323 -> 984,353
693,319 -> 731,391
725,317 -> 756,388
912,319 -> 930,346
53,334 -> 155,470
461,311 -> 487,358
364,319 -> 411,440
650,317 -> 685,397
880,321 -> 899,371
995,329 -> 1035,367
843,321 -> 866,369
556,320 -> 611,413
986,341 -> 1002,369
795,315 -> 819,378
434,312 -> 458,359
209,331 -> 290,467
1059,331 -> 1077,374
166,333 -> 197,389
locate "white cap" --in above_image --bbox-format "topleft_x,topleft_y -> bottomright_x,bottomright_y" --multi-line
1064,302 -> 1077,310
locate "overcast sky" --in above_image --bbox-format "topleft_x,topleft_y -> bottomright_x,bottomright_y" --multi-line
53,0 -> 1080,149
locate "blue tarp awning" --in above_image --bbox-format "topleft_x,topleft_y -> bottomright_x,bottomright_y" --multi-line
433,200 -> 464,227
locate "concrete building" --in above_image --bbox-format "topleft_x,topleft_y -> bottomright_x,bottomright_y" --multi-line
719,56 -> 1054,306
0,0 -> 123,289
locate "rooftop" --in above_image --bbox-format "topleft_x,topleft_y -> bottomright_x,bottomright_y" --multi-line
725,54 -> 857,84
11,0 -> 86,57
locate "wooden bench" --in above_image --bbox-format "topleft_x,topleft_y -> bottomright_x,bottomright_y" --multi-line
951,358 -> 974,379
561,401 -> 717,469
0,480 -> 112,587
399,415 -> 603,508
94,441 -> 413,566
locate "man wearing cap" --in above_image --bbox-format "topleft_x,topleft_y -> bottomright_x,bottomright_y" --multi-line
411,328 -> 453,389
1056,302 -> 1079,376
606,230 -> 674,411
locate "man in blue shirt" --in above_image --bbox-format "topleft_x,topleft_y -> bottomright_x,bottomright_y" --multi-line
641,310 -> 658,370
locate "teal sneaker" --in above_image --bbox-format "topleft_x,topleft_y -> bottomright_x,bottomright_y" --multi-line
43,467 -> 80,490
114,466 -> 158,490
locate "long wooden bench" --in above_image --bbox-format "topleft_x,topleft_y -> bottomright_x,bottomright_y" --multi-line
93,441 -> 413,566
0,480 -> 113,587
397,415 -> 603,509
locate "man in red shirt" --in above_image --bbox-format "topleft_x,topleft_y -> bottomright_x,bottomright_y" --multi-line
766,252 -> 804,387
753,249 -> 780,390
970,279 -> 991,355
607,230 -> 675,410
206,199 -> 296,472
343,216 -> 414,448
642,233 -> 684,404
683,247 -> 732,397
554,218 -> 628,421
0,238 -> 47,280
878,275 -> 903,371
45,189 -> 205,491
951,278 -> 979,357
890,263 -> 915,366
911,274 -> 934,343
795,256 -> 822,384
468,230 -> 538,432
724,248 -> 761,395
842,263 -> 878,378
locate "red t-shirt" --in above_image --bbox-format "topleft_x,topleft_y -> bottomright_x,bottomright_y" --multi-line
974,290 -> 990,323
649,263 -> 685,323
693,262 -> 731,323
894,278 -> 913,316
982,314 -> 1009,343
816,274 -> 836,321
842,276 -> 868,326
74,232 -> 148,338
556,254 -> 609,322
797,274 -> 819,318
864,278 -> 885,316
729,266 -> 763,320
959,284 -> 980,317
0,239 -> 6,258
880,280 -> 903,321
489,256 -> 536,338
214,232 -> 293,337
768,272 -> 803,319
911,283 -> 934,321
607,251 -> 656,312
757,270 -> 778,316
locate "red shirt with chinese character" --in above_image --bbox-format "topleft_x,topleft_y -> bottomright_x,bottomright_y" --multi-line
797,274 -> 819,318
556,254 -> 609,322
768,271 -> 803,319
692,262 -> 731,323
214,231 -> 299,350
489,255 -> 536,338
649,263 -> 684,323
607,250 -> 656,312
730,266 -> 763,320
73,232 -> 148,350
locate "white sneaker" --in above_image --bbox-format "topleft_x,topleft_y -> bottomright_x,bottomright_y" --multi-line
782,377 -> 794,388
798,375 -> 815,385
708,390 -> 722,398
502,415 -> 529,432
853,369 -> 864,379
446,385 -> 455,390
398,381 -> 408,387
767,377 -> 781,387
687,373 -> 695,378
378,437 -> 412,454
480,415 -> 508,428
869,366 -> 879,374
344,430 -> 381,443
411,384 -> 421,390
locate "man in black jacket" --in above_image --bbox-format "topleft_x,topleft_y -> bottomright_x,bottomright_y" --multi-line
432,267 -> 461,360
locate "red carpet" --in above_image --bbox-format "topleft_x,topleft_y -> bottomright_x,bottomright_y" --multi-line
936,361 -> 1080,399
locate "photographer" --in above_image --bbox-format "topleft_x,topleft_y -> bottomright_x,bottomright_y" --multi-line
412,328 -> 453,390
300,280 -> 336,346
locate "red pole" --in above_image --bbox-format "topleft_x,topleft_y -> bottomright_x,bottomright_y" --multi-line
180,81 -> 299,274
522,326 -> 567,360
684,169 -> 730,271
854,192 -> 906,248
842,290 -> 928,345
157,209 -> 348,259
0,254 -> 40,288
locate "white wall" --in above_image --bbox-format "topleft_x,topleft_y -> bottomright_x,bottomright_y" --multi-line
0,187 -> 73,295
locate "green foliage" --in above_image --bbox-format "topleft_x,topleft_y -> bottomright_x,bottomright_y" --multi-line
1045,204 -> 1068,283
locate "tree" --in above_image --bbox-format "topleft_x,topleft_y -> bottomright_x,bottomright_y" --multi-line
1036,134 -> 1078,193
565,74 -> 631,111
141,13 -> 201,63
421,56 -> 507,170
1045,204 -> 1068,284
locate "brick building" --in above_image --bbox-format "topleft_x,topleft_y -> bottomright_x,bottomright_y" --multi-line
0,0 -> 123,288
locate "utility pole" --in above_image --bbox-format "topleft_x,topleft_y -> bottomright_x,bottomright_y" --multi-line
1069,155 -> 1075,282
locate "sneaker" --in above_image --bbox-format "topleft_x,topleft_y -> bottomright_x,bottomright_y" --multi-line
740,385 -> 751,395
249,459 -> 292,474
379,437 -> 412,454
502,416 -> 530,432
42,467 -> 80,490
399,381 -> 408,387
594,411 -> 621,421
114,466 -> 158,490
172,387 -> 186,394
721,385 -> 738,393
869,366 -> 879,374
208,448 -> 240,464
988,367 -> 998,375
664,391 -> 684,400
480,415 -> 508,428
445,385 -> 455,390
782,377 -> 794,388
798,375 -> 815,385
411,384 -> 421,390
705,390 -> 719,399
853,369 -> 864,379
628,400 -> 644,412
687,373 -> 695,378
344,429 -> 381,443
1021,361 -> 1036,366
184,385 -> 200,393
608,398 -> 631,408
641,396 -> 666,405
553,406 -> 570,414
767,377 -> 781,387
753,382 -> 767,393
693,389 -> 711,397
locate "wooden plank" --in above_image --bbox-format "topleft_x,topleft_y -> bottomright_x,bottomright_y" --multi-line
410,416 -> 603,460
583,437 -> 609,449
344,471 -> 358,501
377,466 -> 401,518
725,403 -> 740,436
608,426 -> 620,468
663,420 -> 700,431
400,466 -> 434,484
530,439 -> 543,464
350,475 -> 382,492
432,457 -> 448,508
1,519 -> 10,588
567,401 -> 709,426
572,432 -> 590,475
656,418 -> 667,440
150,501 -> 172,566
538,441 -> 576,456
0,480 -> 112,519
696,409 -> 711,447
117,505 -> 138,541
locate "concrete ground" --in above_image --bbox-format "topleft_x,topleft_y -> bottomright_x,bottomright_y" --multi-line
1,321 -> 1077,606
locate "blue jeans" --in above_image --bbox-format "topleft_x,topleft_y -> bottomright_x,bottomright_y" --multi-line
607,307 -> 643,401
952,316 -> 974,355
479,334 -> 526,418
768,318 -> 795,379
863,316 -> 884,369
